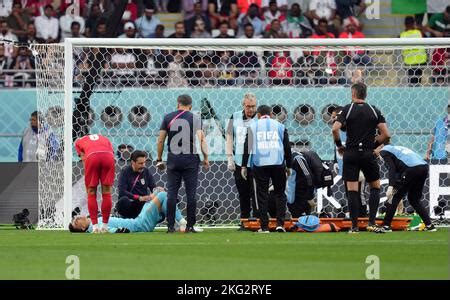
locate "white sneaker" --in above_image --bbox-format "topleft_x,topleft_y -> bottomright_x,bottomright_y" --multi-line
257,228 -> 270,233
275,226 -> 286,232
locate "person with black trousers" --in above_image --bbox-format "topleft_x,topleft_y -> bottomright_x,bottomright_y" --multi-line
156,94 -> 209,233
116,150 -> 157,218
375,144 -> 436,232
332,82 -> 391,233
226,92 -> 258,230
242,105 -> 292,233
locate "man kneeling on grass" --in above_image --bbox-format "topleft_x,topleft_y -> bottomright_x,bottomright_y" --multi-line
69,192 -> 187,233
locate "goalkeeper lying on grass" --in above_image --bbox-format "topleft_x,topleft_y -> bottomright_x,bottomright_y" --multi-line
69,192 -> 187,233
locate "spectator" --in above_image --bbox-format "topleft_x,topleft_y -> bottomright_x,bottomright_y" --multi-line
285,2 -> 313,38
215,50 -> 237,86
10,46 -> 35,87
268,50 -> 293,85
0,44 -> 12,87
309,0 -> 336,26
135,6 -> 161,38
84,3 -> 101,38
262,0 -> 287,13
185,1 -> 211,36
190,18 -> 212,38
166,50 -> 189,88
109,48 -> 137,85
424,5 -> 450,37
0,18 -> 18,58
19,22 -> 44,44
0,0 -> 12,18
18,111 -> 59,162
424,5 -> 450,84
70,21 -> 84,38
263,0 -> 286,29
122,0 -> 138,23
155,0 -> 168,13
237,0 -> 262,14
6,2 -> 30,38
400,16 -> 427,86
59,3 -> 85,40
237,3 -> 264,37
119,21 -> 137,38
208,0 -> 239,30
339,17 -> 371,66
425,105 -> 450,164
93,17 -> 108,38
168,21 -> 187,38
59,0 -> 88,18
335,0 -> 365,22
27,0 -> 58,18
215,20 -> 234,37
34,4 -> 59,43
148,23 -> 165,38
116,150 -> 156,219
183,0 -> 208,20
263,18 -> 288,38
237,23 -> 262,86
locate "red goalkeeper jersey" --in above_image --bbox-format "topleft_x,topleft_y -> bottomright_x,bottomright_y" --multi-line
75,134 -> 114,159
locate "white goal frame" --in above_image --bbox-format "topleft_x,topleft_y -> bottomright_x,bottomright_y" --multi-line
61,37 -> 450,228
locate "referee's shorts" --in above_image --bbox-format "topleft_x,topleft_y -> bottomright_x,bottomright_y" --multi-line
343,149 -> 380,182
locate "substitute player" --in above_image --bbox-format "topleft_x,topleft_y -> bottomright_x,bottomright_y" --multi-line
69,191 -> 187,233
75,133 -> 115,233
375,144 -> 436,232
332,83 -> 391,233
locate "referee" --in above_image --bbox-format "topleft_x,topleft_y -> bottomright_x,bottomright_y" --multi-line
242,105 -> 292,233
332,83 -> 391,233
157,94 -> 209,233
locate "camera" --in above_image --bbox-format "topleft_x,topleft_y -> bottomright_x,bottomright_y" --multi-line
13,209 -> 34,230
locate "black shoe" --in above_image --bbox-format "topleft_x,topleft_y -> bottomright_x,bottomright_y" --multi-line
424,224 -> 437,232
167,227 -> 176,233
348,227 -> 359,234
237,224 -> 246,231
185,226 -> 198,233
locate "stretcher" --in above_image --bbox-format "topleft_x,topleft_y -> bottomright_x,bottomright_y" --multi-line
241,217 -> 412,232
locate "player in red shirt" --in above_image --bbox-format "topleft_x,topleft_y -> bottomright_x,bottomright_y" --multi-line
75,134 -> 115,233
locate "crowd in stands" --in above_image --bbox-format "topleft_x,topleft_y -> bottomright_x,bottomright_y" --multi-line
0,0 -> 449,87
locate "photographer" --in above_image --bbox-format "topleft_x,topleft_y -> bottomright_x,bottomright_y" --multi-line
116,150 -> 158,218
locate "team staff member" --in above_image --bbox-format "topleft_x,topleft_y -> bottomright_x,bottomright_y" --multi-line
375,144 -> 436,232
116,150 -> 157,218
74,133 -> 115,234
332,83 -> 391,233
157,94 -> 209,233
226,92 -> 258,229
242,105 -> 292,233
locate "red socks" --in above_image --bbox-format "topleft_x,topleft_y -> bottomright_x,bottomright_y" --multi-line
101,193 -> 112,224
87,193 -> 98,225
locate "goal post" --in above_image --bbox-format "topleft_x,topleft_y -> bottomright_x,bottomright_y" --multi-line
32,38 -> 450,229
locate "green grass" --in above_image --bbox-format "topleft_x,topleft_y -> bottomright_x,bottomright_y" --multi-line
0,228 -> 448,280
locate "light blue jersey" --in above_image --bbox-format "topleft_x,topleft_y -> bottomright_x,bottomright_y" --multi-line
431,117 -> 448,160
87,192 -> 183,233
231,111 -> 256,167
382,145 -> 427,167
250,117 -> 285,167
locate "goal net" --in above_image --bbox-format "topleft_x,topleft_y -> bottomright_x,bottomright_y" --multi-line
32,38 -> 450,229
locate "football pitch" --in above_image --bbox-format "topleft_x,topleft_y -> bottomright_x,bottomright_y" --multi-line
0,228 -> 448,280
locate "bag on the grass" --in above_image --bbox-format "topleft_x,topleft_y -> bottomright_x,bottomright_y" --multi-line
296,215 -> 320,232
